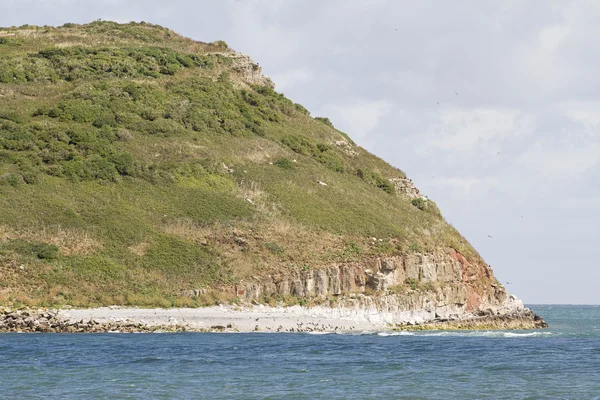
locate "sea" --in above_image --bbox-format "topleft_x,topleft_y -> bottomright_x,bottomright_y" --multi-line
1,305 -> 599,399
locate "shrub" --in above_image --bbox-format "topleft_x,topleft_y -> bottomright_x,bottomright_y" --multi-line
34,243 -> 59,260
115,128 -> 134,141
218,71 -> 230,82
213,40 -> 229,48
405,277 -> 419,290
0,173 -> 23,187
294,103 -> 310,116
85,155 -> 118,181
281,135 -> 346,172
408,242 -> 422,253
411,198 -> 427,211
1,240 -> 59,260
110,152 -> 137,176
343,241 -> 361,257
21,169 -> 41,184
357,168 -> 395,194
314,117 -> 334,128
0,112 -> 25,124
274,158 -> 293,169
281,135 -> 316,155
316,151 -> 345,173
265,242 -> 284,255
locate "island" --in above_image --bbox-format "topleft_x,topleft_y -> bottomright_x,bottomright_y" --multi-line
0,21 -> 546,333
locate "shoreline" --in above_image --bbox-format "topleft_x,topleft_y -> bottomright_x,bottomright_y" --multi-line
0,304 -> 547,333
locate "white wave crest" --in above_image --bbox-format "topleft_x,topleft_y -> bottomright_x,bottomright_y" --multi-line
420,330 -> 552,338
377,331 -> 415,336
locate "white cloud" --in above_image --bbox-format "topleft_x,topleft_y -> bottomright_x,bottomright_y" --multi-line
379,70 -> 434,98
519,142 -> 600,176
321,100 -> 392,140
423,108 -> 536,152
538,21 -> 571,52
434,176 -> 500,199
563,101 -> 600,134
271,68 -> 313,92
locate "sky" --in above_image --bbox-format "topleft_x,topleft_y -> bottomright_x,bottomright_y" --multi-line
2,0 -> 599,304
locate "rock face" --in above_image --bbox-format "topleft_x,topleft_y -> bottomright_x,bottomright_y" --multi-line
389,177 -> 428,200
234,250 -> 545,328
229,52 -> 275,87
210,50 -> 275,88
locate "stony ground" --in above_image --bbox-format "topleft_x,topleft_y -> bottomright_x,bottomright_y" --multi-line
0,306 -> 547,333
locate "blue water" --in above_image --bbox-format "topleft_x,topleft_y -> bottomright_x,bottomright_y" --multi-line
1,305 -> 599,399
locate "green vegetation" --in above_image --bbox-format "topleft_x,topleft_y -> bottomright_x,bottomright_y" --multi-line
0,21 -> 478,307
404,278 -> 419,291
411,198 -> 442,216
357,168 -> 395,194
273,158 -> 293,169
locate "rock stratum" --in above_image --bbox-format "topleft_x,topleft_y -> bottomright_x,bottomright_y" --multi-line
0,21 -> 545,330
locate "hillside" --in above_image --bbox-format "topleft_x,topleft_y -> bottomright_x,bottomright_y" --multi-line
0,21 -> 537,328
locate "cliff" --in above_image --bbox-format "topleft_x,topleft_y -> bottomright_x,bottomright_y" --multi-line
0,21 -> 544,329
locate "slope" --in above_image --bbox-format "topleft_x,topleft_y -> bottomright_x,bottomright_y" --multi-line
0,21 -> 514,320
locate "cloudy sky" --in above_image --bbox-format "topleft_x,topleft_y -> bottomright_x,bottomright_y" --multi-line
2,0 -> 599,304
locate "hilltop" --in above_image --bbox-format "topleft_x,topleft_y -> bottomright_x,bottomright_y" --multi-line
0,21 -> 543,329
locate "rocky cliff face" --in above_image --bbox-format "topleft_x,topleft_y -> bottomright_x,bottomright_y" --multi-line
209,49 -> 275,88
233,250 -> 544,328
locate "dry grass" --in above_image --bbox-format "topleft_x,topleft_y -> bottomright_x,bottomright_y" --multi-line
161,218 -> 213,244
234,138 -> 284,164
0,88 -> 15,97
158,214 -> 347,280
10,29 -> 39,37
237,180 -> 282,217
54,41 -> 91,48
128,242 -> 150,256
0,225 -> 102,255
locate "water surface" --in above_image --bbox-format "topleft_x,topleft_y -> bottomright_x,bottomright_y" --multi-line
1,305 -> 599,399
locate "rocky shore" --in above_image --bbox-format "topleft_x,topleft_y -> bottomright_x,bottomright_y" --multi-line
0,304 -> 547,334
393,308 -> 548,331
0,307 -> 194,333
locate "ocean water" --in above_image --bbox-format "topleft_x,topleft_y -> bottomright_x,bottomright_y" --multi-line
1,305 -> 599,399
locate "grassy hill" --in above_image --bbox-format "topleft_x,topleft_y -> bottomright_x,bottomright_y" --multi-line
0,21 -> 480,308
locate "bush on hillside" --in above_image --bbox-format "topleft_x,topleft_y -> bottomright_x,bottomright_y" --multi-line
356,168 -> 395,194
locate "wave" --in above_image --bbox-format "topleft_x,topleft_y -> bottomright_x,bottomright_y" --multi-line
419,331 -> 553,338
331,330 -> 415,336
334,330 -> 377,336
377,331 -> 415,337
502,331 -> 553,338
274,329 -> 553,338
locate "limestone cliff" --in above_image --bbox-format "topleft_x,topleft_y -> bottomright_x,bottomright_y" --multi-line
232,251 -> 545,329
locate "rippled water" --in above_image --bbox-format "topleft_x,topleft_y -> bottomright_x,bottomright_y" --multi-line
1,305 -> 599,399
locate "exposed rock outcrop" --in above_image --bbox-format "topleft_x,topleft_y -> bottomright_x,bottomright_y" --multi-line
0,307 -> 216,333
210,50 -> 275,88
232,250 -> 545,329
389,177 -> 427,200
